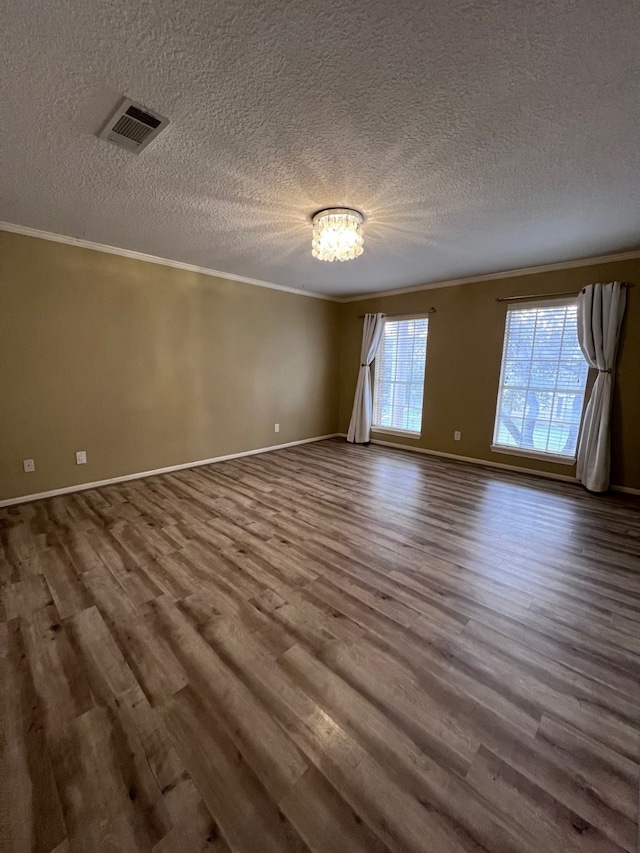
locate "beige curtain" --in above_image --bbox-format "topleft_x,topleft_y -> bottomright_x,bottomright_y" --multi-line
347,313 -> 386,444
576,282 -> 627,493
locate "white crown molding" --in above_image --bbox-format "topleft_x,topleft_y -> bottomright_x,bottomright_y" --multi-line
0,433 -> 339,507
0,221 -> 338,302
3,221 -> 638,304
338,248 -> 640,302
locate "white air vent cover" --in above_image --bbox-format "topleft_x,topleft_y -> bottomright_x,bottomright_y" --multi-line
99,97 -> 169,153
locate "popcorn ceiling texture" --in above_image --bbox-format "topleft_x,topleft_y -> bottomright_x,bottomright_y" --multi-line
1,0 -> 639,296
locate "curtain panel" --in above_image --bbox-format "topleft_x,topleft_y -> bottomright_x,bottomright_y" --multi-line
576,282 -> 627,493
347,313 -> 386,444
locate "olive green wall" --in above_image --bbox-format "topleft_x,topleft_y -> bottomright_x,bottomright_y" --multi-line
338,257 -> 640,490
2,230 -> 638,504
0,232 -> 340,502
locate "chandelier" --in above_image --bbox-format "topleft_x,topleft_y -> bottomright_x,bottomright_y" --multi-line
311,208 -> 364,262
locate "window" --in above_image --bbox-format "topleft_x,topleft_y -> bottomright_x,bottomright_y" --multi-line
492,300 -> 589,461
372,316 -> 429,435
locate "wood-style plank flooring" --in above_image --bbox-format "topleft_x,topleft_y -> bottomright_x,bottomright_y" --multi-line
1,438 -> 639,853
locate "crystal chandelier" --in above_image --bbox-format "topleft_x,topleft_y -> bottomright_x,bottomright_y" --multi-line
311,208 -> 364,262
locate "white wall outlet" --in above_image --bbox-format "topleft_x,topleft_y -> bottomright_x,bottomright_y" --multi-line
76,450 -> 87,465
274,423 -> 280,433
23,458 -> 35,473
454,431 -> 461,441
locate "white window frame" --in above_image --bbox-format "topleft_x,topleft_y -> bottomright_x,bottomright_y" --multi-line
372,314 -> 430,438
491,297 -> 589,465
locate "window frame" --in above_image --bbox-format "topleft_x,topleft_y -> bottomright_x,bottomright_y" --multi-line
371,313 -> 430,439
490,297 -> 589,465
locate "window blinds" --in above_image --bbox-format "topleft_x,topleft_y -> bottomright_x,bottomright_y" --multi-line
493,300 -> 589,458
372,317 -> 429,434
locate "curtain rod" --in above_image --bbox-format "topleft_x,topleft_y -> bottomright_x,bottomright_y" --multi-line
496,282 -> 632,303
358,308 -> 436,318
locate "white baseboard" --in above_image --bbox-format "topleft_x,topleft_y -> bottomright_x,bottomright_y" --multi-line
366,438 -> 578,483
4,433 -> 635,507
0,434 -> 339,507
610,484 -> 640,496
338,433 -> 640,493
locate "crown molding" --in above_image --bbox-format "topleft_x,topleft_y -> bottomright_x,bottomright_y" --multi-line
0,221 -> 338,302
3,221 -> 638,304
337,248 -> 640,303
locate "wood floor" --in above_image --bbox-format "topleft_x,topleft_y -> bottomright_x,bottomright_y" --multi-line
1,438 -> 639,853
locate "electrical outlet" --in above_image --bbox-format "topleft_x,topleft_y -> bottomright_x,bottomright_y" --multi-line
76,450 -> 87,465
274,423 -> 280,433
454,431 -> 461,441
23,458 -> 35,473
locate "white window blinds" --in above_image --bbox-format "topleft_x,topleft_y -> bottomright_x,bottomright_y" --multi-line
493,300 -> 589,458
372,317 -> 429,434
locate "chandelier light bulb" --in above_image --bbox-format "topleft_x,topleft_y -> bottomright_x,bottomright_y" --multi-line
311,208 -> 364,262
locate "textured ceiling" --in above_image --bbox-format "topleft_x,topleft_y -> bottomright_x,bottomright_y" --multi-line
1,0 -> 639,297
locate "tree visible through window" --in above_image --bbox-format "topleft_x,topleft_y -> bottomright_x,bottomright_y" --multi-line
493,300 -> 589,458
372,317 -> 429,434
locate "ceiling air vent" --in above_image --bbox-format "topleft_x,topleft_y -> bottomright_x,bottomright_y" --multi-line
98,97 -> 169,153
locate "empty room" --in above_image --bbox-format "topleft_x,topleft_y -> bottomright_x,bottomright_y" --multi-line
1,0 -> 639,851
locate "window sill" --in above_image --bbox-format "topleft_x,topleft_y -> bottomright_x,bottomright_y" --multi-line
372,427 -> 421,439
490,444 -> 576,466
